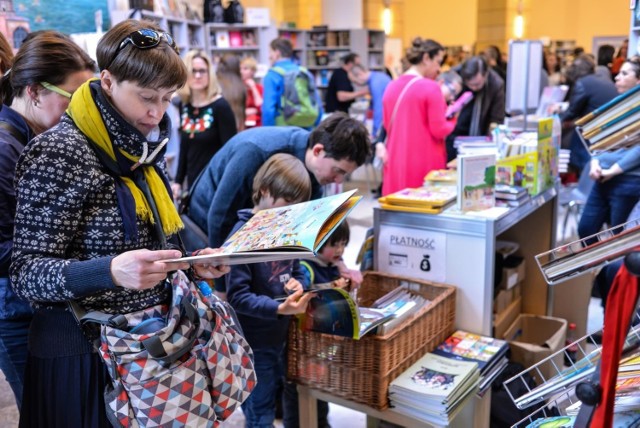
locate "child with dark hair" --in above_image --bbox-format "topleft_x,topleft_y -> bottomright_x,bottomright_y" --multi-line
226,153 -> 316,428
300,220 -> 352,289
283,220 -> 356,428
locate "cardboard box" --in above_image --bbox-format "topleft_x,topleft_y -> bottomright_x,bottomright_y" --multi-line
496,118 -> 558,195
493,296 -> 521,339
503,314 -> 567,382
494,288 -> 513,313
500,256 -> 526,290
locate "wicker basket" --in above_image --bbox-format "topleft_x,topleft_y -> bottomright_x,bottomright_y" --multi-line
287,271 -> 456,410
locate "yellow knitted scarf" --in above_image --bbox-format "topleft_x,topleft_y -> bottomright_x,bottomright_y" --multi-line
66,79 -> 183,236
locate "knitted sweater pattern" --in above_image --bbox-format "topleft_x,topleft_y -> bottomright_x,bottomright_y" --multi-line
11,84 -> 171,313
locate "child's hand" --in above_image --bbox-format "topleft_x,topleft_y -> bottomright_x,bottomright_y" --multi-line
276,288 -> 314,315
284,278 -> 303,294
332,277 -> 350,290
340,268 -> 363,289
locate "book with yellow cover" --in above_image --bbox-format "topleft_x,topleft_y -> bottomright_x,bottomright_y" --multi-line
381,186 -> 457,209
424,169 -> 457,184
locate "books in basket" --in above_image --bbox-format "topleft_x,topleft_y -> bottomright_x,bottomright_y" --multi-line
389,353 -> 480,425
163,190 -> 361,265
297,288 -> 395,340
372,287 -> 430,336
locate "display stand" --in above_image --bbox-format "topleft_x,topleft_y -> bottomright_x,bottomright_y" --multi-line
374,185 -> 559,336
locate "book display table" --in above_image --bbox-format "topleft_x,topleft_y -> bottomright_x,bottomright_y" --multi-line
296,384 -> 491,428
374,185 -> 560,336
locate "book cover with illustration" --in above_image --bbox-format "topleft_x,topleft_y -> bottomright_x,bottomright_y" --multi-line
378,186 -> 457,214
297,288 -> 395,340
389,353 -> 479,401
164,190 -> 361,266
432,330 -> 508,373
229,31 -> 243,47
215,30 -> 230,48
457,154 -> 496,212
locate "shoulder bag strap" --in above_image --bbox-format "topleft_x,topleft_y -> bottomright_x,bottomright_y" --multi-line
387,76 -> 422,136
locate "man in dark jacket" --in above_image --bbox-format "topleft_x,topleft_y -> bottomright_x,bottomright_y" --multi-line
561,54 -> 618,173
445,56 -> 506,162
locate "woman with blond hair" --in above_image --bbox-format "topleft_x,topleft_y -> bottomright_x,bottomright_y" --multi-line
172,49 -> 236,199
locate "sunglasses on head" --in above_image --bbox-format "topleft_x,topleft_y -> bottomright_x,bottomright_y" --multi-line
105,29 -> 180,70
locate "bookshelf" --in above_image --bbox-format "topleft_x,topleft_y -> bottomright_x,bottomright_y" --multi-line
204,23 -> 262,62
303,28 -> 385,100
547,39 -> 577,69
109,10 -> 206,58
277,28 -> 307,66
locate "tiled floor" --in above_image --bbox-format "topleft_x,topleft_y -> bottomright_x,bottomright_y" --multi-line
0,174 -> 606,428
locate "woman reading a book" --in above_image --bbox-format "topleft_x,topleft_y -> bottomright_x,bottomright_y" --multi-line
10,20 -> 229,426
379,38 -> 459,196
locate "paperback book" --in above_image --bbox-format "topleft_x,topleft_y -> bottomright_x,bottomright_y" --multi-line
389,353 -> 480,425
457,153 -> 496,212
215,30 -> 230,48
378,186 -> 457,214
164,190 -> 361,266
389,353 -> 479,404
432,330 -> 509,374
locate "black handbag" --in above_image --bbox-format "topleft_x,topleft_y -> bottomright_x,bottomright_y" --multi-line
177,167 -> 210,253
203,0 -> 225,23
223,0 -> 244,24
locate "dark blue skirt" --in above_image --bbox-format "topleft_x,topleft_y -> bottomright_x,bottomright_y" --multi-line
19,308 -> 112,428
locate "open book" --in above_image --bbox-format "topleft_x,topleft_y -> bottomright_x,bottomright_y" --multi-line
297,288 -> 396,340
165,190 -> 361,265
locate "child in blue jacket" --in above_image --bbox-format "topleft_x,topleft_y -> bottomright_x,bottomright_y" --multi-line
226,153 -> 315,427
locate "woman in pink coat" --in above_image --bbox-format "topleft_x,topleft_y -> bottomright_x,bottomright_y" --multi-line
380,38 -> 460,196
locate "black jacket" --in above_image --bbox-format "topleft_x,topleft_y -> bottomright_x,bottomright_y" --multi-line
445,69 -> 506,161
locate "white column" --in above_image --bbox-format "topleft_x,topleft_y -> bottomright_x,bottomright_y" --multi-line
321,0 -> 362,29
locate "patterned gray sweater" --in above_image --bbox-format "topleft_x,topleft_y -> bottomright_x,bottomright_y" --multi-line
10,83 -> 172,356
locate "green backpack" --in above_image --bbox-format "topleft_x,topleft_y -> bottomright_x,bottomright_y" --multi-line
272,66 -> 320,127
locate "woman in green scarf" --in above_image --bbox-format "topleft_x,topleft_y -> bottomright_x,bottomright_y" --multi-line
11,19 -> 229,426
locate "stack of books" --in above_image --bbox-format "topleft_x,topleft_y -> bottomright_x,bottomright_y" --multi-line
576,84 -> 640,152
378,186 -> 457,214
424,169 -> 457,186
432,330 -> 509,396
389,353 -> 480,426
494,184 -> 530,208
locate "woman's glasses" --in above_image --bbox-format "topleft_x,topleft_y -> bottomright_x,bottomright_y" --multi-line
105,29 -> 180,70
40,81 -> 72,99
191,68 -> 208,76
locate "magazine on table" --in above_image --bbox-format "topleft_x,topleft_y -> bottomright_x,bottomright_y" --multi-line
163,190 -> 361,266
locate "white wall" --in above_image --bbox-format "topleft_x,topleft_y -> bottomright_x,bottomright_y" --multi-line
321,0 -> 362,29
